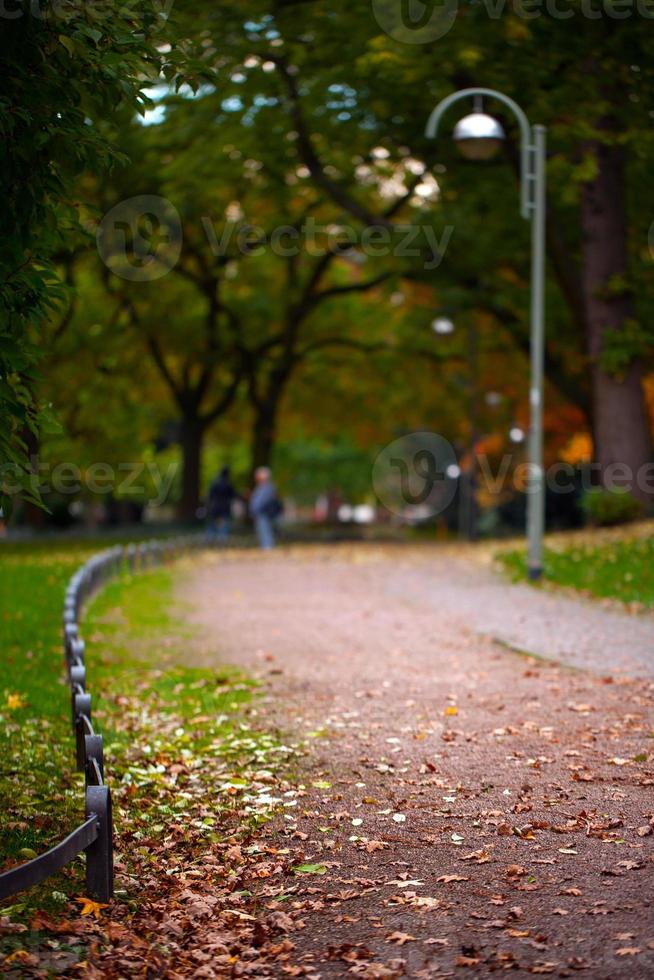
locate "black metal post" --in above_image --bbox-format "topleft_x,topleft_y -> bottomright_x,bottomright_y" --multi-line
85,785 -> 113,901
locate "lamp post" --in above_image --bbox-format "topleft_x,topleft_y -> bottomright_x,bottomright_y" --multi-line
431,314 -> 478,542
425,88 -> 546,580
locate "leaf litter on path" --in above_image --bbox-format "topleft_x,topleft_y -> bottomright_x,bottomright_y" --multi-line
6,546 -> 653,979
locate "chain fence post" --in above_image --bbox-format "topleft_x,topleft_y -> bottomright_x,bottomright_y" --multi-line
85,785 -> 113,901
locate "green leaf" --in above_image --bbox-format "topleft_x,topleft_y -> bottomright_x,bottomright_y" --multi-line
58,35 -> 75,57
293,863 -> 328,875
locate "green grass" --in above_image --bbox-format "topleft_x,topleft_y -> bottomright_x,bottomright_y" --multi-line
85,567 -> 257,762
0,542 -> 101,721
499,532 -> 654,607
0,543 -> 262,925
0,542 -> 101,907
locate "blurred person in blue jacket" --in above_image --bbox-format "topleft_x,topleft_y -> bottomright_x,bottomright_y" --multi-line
249,467 -> 282,550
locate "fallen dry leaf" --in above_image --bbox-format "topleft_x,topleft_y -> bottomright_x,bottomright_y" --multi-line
460,849 -> 491,863
385,931 -> 415,945
74,898 -> 109,919
456,954 -> 481,966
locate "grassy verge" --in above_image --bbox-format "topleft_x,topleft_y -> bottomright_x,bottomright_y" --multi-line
1,544 -> 297,973
0,541 -> 100,916
498,525 -> 654,607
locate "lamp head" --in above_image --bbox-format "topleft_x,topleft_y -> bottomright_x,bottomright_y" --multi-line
431,316 -> 455,335
453,112 -> 505,160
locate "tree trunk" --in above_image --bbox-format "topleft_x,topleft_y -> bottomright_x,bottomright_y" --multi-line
251,403 -> 278,475
580,135 -> 652,501
178,416 -> 205,522
21,423 -> 46,529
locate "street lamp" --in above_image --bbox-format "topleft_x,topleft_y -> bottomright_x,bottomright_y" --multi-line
425,88 -> 546,580
430,312 -> 478,542
453,108 -> 506,160
431,316 -> 455,335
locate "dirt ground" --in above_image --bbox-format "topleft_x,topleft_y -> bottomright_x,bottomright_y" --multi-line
180,544 -> 654,979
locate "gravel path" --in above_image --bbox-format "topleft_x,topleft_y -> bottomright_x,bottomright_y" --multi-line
384,550 -> 654,680
182,544 -> 654,979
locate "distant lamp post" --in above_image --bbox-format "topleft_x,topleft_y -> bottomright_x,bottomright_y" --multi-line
431,316 -> 455,335
425,88 -> 546,580
431,312 -> 478,542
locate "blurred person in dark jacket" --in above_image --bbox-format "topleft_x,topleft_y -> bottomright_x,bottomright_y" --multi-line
207,465 -> 236,543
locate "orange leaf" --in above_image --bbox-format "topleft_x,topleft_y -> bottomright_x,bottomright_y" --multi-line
74,897 -> 109,919
386,931 -> 416,945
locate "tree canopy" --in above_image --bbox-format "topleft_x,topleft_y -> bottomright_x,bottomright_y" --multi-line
4,0 -> 653,521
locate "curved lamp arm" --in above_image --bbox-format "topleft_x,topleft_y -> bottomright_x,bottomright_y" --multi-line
425,87 -> 534,220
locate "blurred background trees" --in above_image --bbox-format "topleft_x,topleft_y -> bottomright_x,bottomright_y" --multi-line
4,0 -> 654,530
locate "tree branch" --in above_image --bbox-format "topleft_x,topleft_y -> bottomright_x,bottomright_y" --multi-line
141,326 -> 185,407
202,368 -> 243,425
299,337 -> 389,358
272,56 -> 394,229
314,271 -> 390,302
